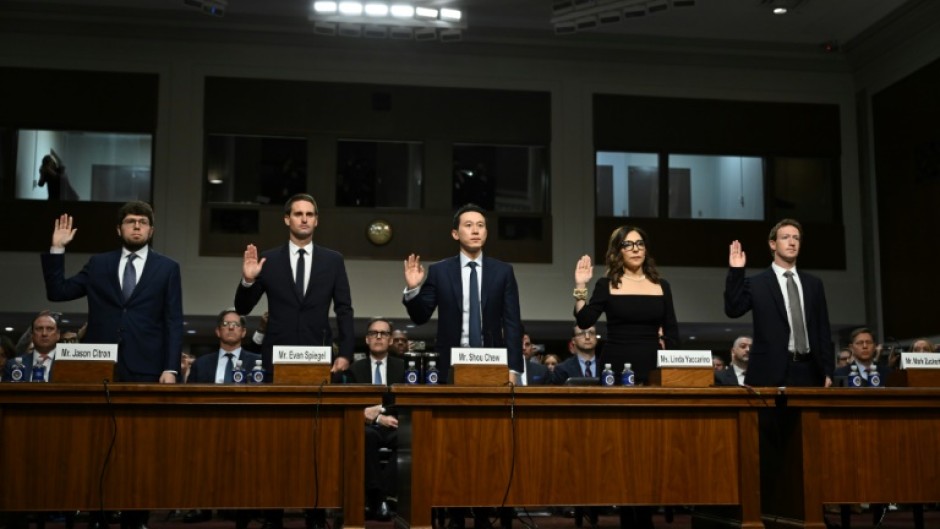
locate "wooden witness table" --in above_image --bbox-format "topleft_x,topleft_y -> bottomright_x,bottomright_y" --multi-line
391,386 -> 767,529
760,387 -> 940,529
0,383 -> 385,529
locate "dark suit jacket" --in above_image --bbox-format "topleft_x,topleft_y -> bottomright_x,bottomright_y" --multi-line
234,243 -> 354,376
403,255 -> 523,376
187,349 -> 262,384
348,355 -> 406,386
41,249 -> 183,382
833,363 -> 892,387
714,367 -> 741,386
724,267 -> 833,387
546,355 -> 598,385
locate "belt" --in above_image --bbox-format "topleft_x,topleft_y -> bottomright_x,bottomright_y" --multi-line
789,351 -> 812,362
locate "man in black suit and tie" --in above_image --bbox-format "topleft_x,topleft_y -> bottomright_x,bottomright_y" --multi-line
188,309 -> 262,384
724,219 -> 834,387
348,318 -> 405,521
715,335 -> 750,386
403,203 -> 523,385
3,311 -> 58,381
548,326 -> 600,385
42,202 -> 183,384
234,193 -> 354,380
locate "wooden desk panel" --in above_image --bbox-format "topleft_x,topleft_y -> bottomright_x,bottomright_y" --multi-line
393,387 -> 765,529
0,384 -> 383,529
763,388 -> 940,529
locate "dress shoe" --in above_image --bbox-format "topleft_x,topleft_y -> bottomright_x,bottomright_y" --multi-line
183,510 -> 212,524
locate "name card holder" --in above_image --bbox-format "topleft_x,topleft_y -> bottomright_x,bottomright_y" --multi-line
887,370 -> 940,388
272,346 -> 332,385
650,350 -> 714,388
53,344 -> 118,383
452,347 -> 510,386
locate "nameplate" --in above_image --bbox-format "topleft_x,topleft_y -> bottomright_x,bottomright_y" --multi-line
55,343 -> 118,362
657,350 -> 712,368
272,346 -> 331,364
452,347 -> 508,365
899,352 -> 940,369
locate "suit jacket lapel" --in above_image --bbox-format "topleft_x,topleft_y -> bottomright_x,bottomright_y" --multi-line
447,256 -> 463,309
278,244 -> 303,304
764,268 -> 788,322
480,256 -> 492,311
107,250 -> 124,302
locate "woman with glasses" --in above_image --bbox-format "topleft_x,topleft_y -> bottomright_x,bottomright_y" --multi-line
572,226 -> 679,386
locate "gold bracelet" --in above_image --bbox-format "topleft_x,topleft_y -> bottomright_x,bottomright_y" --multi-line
573,288 -> 588,301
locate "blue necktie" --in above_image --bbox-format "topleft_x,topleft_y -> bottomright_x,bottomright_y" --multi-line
374,360 -> 383,385
584,360 -> 593,378
468,262 -> 482,347
223,353 -> 234,383
122,253 -> 138,301
295,248 -> 306,299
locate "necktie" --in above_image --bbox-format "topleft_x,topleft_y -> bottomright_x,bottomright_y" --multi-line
122,253 -> 138,301
783,271 -> 809,354
584,360 -> 593,378
295,248 -> 306,299
374,360 -> 383,385
468,262 -> 482,347
223,353 -> 234,383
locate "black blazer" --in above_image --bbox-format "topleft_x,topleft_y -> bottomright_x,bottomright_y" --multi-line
235,243 -> 354,375
724,267 -> 833,386
42,249 -> 183,381
187,349 -> 262,384
714,367 -> 741,386
403,255 -> 523,376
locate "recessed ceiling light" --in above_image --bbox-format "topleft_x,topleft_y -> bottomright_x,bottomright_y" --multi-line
773,7 -> 787,15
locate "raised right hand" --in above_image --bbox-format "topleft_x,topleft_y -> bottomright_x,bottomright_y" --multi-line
729,240 -> 747,268
51,214 -> 77,249
574,254 -> 593,287
242,244 -> 266,281
403,253 -> 426,290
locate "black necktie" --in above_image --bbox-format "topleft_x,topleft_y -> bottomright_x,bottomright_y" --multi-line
295,248 -> 306,299
468,262 -> 482,347
223,353 -> 234,383
122,253 -> 138,301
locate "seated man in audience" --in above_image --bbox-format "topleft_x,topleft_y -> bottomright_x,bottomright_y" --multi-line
712,353 -> 727,371
836,347 -> 852,368
188,309 -> 261,384
390,329 -> 409,358
715,336 -> 750,386
833,327 -> 891,386
347,318 -> 405,521
547,326 -> 600,385
3,310 -> 59,382
910,338 -> 935,352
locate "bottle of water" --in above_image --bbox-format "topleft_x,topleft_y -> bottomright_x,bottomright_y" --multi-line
405,360 -> 420,385
425,360 -> 440,385
868,365 -> 882,388
9,358 -> 27,382
621,363 -> 635,387
848,364 -> 863,388
31,361 -> 47,383
601,363 -> 615,387
249,359 -> 266,384
232,359 -> 247,384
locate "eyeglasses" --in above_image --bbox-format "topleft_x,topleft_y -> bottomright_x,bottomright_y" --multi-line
620,240 -> 646,251
219,321 -> 243,329
122,218 -> 151,227
574,329 -> 596,338
367,330 -> 391,338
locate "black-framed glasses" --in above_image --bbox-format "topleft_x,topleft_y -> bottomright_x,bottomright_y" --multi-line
620,240 -> 646,250
219,321 -> 243,329
122,218 -> 151,227
367,330 -> 391,338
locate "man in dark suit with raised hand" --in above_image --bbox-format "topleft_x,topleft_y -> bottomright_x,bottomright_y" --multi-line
234,193 -> 354,380
42,202 -> 183,384
403,203 -> 523,385
724,219 -> 833,387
